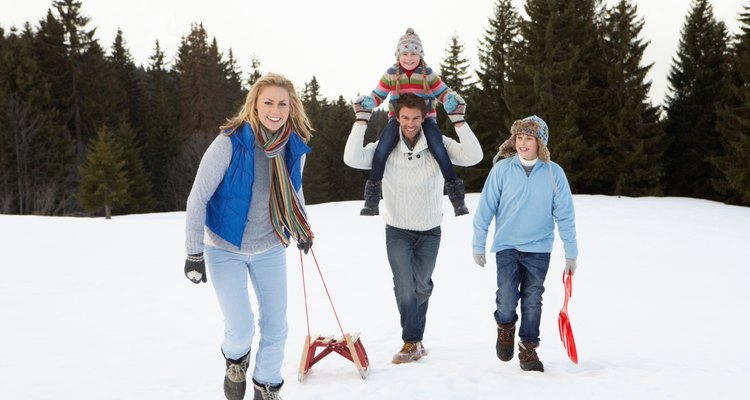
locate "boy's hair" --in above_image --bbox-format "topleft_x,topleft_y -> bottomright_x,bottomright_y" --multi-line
497,115 -> 551,163
395,93 -> 427,118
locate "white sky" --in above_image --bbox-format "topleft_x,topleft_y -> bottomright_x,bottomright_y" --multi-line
0,0 -> 746,107
1,194 -> 749,398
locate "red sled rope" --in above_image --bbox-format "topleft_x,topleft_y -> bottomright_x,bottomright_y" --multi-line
558,271 -> 578,364
297,248 -> 370,381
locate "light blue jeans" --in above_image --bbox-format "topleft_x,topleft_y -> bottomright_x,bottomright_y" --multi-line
204,244 -> 287,386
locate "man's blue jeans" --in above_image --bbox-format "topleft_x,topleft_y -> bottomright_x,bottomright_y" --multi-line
204,244 -> 287,386
385,225 -> 442,343
494,249 -> 551,344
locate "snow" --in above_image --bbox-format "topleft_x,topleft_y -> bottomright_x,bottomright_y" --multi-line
1,194 -> 749,399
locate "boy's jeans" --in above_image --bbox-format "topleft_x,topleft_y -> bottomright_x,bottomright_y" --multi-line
494,249 -> 551,344
369,117 -> 456,181
205,244 -> 287,386
385,225 -> 442,343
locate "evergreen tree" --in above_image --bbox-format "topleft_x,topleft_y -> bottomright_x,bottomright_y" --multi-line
170,23 -> 234,208
0,24 -> 73,215
663,0 -> 730,200
467,0 -> 521,191
602,0 -> 666,196
108,28 -> 141,129
112,120 -> 155,214
78,126 -> 129,219
247,54 -> 262,87
139,41 -> 180,210
509,0 -> 608,192
437,33 -> 473,140
53,0 -> 100,162
714,2 -> 750,205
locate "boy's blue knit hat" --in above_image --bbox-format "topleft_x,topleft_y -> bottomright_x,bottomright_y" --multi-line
498,115 -> 551,162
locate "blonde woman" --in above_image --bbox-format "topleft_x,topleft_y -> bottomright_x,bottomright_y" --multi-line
184,73 -> 313,400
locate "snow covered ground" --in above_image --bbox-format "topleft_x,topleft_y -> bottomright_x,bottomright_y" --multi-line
1,194 -> 749,399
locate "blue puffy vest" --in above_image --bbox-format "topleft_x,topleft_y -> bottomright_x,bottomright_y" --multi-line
205,123 -> 311,247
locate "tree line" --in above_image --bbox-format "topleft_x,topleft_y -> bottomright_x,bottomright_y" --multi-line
1,0 -> 748,218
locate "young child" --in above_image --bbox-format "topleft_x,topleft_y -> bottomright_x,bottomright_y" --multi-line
471,115 -> 579,373
353,28 -> 468,217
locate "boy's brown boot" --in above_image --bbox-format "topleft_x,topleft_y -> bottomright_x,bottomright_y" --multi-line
518,342 -> 544,372
496,322 -> 516,361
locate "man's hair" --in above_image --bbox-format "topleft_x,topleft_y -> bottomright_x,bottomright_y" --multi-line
395,93 -> 427,118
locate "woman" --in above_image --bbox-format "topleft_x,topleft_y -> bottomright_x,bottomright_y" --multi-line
183,72 -> 314,400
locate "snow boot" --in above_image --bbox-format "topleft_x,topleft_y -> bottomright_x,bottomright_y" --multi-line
223,349 -> 251,400
252,378 -> 284,400
445,178 -> 469,216
392,341 -> 423,364
518,342 -> 544,372
496,322 -> 516,362
360,179 -> 382,216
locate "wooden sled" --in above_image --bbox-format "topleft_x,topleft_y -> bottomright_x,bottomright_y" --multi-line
298,332 -> 370,381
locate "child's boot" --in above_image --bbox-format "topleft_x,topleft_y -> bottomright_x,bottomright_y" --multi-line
360,179 -> 382,216
445,178 -> 469,216
518,342 -> 544,372
496,322 -> 516,361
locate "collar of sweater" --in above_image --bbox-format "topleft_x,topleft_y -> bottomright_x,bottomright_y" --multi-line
519,156 -> 539,167
397,128 -> 426,153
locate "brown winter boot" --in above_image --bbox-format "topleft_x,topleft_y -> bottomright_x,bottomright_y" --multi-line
496,322 -> 516,362
252,378 -> 284,400
223,349 -> 251,400
518,342 -> 544,372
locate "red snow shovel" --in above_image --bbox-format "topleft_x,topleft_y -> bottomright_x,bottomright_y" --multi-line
558,271 -> 578,364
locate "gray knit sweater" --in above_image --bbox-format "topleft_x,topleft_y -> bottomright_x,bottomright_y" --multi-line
184,134 -> 306,255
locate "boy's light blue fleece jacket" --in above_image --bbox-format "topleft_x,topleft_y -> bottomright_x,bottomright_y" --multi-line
472,154 -> 578,259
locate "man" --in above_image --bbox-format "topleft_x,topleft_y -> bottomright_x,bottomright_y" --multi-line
344,92 -> 483,363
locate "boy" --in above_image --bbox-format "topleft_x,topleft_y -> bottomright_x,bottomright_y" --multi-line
471,115 -> 578,372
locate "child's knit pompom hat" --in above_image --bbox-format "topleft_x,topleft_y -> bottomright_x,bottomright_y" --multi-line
498,115 -> 551,163
395,28 -> 424,59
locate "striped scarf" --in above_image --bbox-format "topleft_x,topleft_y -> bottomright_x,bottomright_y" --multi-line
258,123 -> 314,246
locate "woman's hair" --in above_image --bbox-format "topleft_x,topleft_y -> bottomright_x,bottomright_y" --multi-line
220,72 -> 313,142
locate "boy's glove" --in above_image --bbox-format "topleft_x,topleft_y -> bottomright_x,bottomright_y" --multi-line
297,237 -> 312,254
352,95 -> 375,122
445,92 -> 466,124
472,253 -> 486,268
184,253 -> 207,284
564,258 -> 577,276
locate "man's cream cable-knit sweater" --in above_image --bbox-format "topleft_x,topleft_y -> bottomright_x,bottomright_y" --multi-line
343,123 -> 483,231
